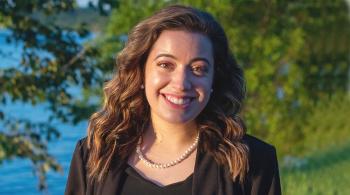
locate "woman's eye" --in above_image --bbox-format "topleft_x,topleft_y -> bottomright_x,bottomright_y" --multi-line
157,62 -> 172,69
192,66 -> 207,76
159,63 -> 167,68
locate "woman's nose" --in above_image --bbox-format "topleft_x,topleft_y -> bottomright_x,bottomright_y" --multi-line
171,69 -> 192,91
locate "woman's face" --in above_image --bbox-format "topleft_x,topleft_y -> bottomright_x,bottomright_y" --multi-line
144,30 -> 214,125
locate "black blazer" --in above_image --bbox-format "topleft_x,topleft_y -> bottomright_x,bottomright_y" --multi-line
65,134 -> 281,195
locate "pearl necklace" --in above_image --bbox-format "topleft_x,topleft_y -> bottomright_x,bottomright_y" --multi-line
136,134 -> 199,169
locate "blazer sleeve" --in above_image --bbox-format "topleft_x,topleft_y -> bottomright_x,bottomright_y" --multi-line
250,146 -> 282,195
65,139 -> 88,195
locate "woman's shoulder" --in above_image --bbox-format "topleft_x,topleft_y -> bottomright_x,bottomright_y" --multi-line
243,134 -> 276,154
242,134 -> 279,173
242,134 -> 281,194
76,137 -> 88,148
65,137 -> 90,195
75,137 -> 88,150
72,137 -> 89,162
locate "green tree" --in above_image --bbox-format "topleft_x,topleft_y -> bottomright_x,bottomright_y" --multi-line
0,0 -> 112,189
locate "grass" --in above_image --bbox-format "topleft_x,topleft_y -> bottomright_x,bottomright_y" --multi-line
281,142 -> 350,195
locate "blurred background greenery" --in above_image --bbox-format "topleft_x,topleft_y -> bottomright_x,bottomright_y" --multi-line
0,0 -> 349,194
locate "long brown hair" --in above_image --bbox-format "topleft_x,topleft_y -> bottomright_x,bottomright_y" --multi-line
87,5 -> 249,183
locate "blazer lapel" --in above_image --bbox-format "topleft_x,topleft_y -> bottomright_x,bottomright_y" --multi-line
192,137 -> 219,195
192,137 -> 244,195
97,157 -> 127,195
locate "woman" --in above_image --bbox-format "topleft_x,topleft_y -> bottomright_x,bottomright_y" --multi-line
65,5 -> 281,195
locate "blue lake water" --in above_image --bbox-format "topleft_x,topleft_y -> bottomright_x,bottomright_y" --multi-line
0,29 -> 90,194
0,119 -> 86,195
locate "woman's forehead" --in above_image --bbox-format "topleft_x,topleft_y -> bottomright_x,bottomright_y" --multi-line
148,30 -> 214,65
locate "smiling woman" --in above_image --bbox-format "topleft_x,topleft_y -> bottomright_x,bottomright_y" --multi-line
144,30 -> 214,125
65,5 -> 281,195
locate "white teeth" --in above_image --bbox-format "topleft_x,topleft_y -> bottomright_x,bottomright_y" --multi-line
165,95 -> 191,105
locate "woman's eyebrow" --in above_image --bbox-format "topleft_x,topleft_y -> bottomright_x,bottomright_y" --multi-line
154,54 -> 211,66
189,57 -> 211,66
153,53 -> 177,61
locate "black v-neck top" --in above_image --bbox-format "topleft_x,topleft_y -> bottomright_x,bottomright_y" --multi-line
119,165 -> 193,195
65,134 -> 282,195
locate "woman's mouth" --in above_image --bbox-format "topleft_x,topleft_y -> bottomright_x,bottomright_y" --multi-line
161,94 -> 194,108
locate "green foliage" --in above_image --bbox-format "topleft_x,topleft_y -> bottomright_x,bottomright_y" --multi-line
300,93 -> 350,155
281,142 -> 350,194
33,8 -> 109,33
281,94 -> 350,193
0,0 -> 104,190
219,0 -> 350,156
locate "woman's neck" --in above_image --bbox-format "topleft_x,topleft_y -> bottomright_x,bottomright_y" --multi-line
143,118 -> 198,152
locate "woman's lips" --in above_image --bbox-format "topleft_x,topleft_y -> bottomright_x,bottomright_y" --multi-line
161,93 -> 194,109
